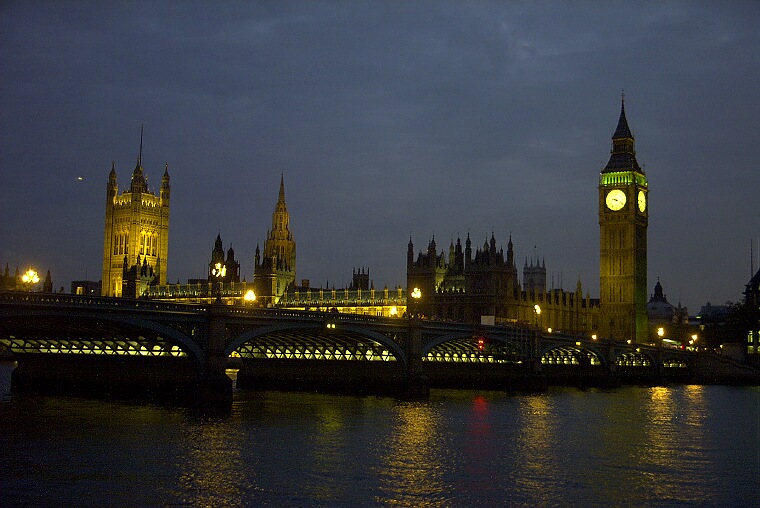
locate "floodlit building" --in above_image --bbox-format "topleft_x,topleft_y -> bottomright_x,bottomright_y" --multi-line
406,233 -> 599,334
101,129 -> 170,297
254,175 -> 297,306
598,98 -> 649,342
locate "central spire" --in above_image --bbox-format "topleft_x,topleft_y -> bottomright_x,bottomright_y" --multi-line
602,96 -> 642,174
138,123 -> 144,167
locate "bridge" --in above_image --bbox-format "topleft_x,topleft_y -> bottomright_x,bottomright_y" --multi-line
0,291 -> 731,406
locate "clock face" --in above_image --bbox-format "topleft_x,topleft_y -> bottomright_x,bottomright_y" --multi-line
605,189 -> 626,211
638,190 -> 646,212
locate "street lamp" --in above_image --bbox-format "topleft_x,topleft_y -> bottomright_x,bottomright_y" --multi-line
410,287 -> 422,317
211,262 -> 226,301
244,289 -> 256,303
21,268 -> 40,291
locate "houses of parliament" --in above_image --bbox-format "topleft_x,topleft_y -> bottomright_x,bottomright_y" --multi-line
101,101 -> 650,342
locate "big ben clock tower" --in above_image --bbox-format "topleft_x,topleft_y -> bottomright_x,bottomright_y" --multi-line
599,97 -> 648,343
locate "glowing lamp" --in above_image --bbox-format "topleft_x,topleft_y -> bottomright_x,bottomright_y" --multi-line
22,269 -> 40,284
211,262 -> 226,278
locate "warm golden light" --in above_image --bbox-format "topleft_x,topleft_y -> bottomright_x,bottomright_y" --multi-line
411,287 -> 422,299
691,334 -> 698,341
211,262 -> 226,278
591,334 -> 597,340
244,290 -> 256,302
533,304 -> 541,315
547,327 -> 552,333
389,306 -> 398,316
22,269 -> 40,284
657,327 -> 664,337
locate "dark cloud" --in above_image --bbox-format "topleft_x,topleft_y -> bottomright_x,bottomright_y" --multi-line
1,1 -> 759,310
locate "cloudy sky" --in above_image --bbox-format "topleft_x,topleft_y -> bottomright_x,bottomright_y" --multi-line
1,1 -> 759,312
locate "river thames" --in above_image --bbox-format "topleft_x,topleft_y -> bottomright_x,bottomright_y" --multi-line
0,362 -> 758,507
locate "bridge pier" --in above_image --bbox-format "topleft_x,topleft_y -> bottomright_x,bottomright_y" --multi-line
402,318 -> 429,399
521,332 -> 548,392
603,341 -> 621,387
197,300 -> 233,409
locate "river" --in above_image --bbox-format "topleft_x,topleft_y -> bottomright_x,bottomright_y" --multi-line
0,362 -> 758,506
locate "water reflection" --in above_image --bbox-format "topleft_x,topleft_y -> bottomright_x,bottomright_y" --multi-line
512,394 -> 559,503
376,401 -> 449,506
638,385 -> 710,504
1,383 -> 756,506
301,401 -> 350,503
173,418 -> 252,506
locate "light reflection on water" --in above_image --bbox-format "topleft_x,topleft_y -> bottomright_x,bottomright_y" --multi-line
376,401 -> 448,506
1,361 -> 758,507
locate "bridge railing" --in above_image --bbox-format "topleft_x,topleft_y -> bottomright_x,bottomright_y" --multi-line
0,291 -> 201,314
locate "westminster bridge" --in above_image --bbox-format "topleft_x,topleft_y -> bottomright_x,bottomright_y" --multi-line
1,291 -> 750,405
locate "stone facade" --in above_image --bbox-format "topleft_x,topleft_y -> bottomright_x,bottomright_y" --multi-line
406,234 -> 599,335
254,175 -> 296,306
598,99 -> 649,342
101,131 -> 170,296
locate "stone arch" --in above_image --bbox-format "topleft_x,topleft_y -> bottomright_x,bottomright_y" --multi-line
615,349 -> 656,367
0,308 -> 204,368
539,344 -> 605,368
227,322 -> 408,367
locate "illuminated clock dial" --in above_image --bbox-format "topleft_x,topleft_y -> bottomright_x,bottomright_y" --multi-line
605,189 -> 626,211
638,190 -> 646,212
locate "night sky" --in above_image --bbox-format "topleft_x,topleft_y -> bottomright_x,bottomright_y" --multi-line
2,2 -> 759,313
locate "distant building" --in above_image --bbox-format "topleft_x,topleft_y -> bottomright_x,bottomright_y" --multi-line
253,175 -> 296,306
71,280 -> 102,296
349,268 -> 371,291
647,279 -> 689,344
208,233 -> 240,285
647,279 -> 675,322
744,268 -> 760,356
407,234 -> 599,334
101,128 -> 170,296
1,264 -> 52,293
0,264 -> 20,291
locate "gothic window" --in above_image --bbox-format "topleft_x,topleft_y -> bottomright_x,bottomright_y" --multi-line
152,236 -> 157,256
140,234 -> 144,255
113,237 -> 118,255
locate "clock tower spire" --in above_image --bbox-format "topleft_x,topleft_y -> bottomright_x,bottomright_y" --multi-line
599,97 -> 649,343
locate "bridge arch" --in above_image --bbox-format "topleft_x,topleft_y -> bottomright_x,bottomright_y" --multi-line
422,331 -> 527,364
227,322 -> 408,367
539,343 -> 605,368
0,308 -> 204,368
615,348 -> 656,367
